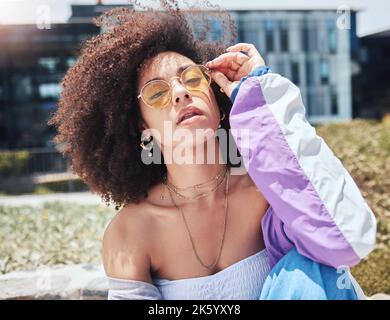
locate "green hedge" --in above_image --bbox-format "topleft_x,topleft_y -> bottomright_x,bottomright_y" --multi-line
0,150 -> 29,177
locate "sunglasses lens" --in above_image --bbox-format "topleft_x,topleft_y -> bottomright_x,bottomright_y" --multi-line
182,66 -> 210,92
140,66 -> 211,109
142,81 -> 170,109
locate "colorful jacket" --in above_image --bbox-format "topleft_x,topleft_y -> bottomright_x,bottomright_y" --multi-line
229,68 -> 377,270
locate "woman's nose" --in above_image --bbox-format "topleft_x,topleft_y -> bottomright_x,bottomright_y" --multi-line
171,80 -> 192,106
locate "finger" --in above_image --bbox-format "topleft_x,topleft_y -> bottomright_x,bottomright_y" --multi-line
206,51 -> 250,69
207,51 -> 249,68
210,70 -> 231,89
212,60 -> 251,82
210,70 -> 235,96
212,59 -> 241,72
234,58 -> 258,80
209,66 -> 236,81
226,43 -> 259,57
229,59 -> 241,71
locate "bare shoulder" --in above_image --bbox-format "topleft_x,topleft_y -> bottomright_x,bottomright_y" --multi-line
102,202 -> 155,284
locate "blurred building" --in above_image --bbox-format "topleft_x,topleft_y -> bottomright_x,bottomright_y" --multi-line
230,8 -> 359,124
0,3 -> 360,150
0,3 -> 126,150
353,28 -> 390,119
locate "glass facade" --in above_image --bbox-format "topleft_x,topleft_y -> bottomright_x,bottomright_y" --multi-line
233,10 -> 356,123
0,22 -> 98,149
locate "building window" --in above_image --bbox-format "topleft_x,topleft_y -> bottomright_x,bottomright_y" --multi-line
280,20 -> 289,52
13,75 -> 33,103
308,89 -> 326,116
301,21 -> 309,52
66,57 -> 76,68
305,59 -> 315,85
243,22 -> 259,47
38,57 -> 60,73
307,90 -> 315,117
39,83 -> 61,99
265,19 -> 274,53
318,89 -> 325,116
331,87 -> 338,115
327,19 -> 337,54
278,61 -> 286,76
320,58 -> 330,84
291,61 -> 299,84
237,19 -> 245,42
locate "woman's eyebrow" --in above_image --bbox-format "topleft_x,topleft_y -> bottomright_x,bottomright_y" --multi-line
176,63 -> 193,75
144,64 -> 194,85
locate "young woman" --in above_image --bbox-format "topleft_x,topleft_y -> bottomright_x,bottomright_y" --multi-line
48,2 -> 376,300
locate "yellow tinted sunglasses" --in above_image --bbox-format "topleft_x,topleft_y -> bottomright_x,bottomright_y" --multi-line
137,64 -> 212,110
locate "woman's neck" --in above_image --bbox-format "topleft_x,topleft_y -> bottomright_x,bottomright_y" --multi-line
162,137 -> 228,207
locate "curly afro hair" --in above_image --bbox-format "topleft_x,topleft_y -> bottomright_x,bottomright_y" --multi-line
47,0 -> 239,210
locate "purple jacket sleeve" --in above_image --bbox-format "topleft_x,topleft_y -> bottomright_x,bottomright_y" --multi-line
229,73 -> 377,269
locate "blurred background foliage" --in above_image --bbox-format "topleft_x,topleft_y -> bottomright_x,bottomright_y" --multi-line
0,150 -> 30,178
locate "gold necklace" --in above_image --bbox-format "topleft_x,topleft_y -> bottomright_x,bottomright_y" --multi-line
166,166 -> 230,271
163,165 -> 228,200
166,165 -> 227,191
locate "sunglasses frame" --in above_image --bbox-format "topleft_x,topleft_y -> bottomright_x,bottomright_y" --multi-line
137,64 -> 212,110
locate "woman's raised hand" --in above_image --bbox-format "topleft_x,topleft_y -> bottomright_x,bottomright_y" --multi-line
205,43 -> 265,98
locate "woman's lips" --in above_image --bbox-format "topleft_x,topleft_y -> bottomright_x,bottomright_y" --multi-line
177,106 -> 204,125
181,112 -> 200,122
178,114 -> 205,126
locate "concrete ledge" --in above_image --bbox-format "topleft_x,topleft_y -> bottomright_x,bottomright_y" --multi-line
0,264 -> 108,300
369,293 -> 390,300
0,191 -> 104,207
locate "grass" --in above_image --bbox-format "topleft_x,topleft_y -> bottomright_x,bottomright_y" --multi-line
0,119 -> 389,295
317,119 -> 390,295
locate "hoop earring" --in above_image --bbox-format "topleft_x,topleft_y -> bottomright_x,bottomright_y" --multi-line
218,109 -> 226,128
140,133 -> 154,157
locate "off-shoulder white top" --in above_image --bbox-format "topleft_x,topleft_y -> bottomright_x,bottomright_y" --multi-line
107,248 -> 271,300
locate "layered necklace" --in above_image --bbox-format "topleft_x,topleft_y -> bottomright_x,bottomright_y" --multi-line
163,165 -> 228,200
162,165 -> 230,271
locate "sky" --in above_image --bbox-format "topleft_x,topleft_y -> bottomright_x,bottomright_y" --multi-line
0,0 -> 389,37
